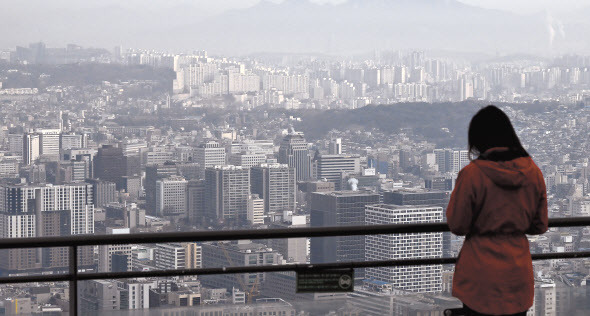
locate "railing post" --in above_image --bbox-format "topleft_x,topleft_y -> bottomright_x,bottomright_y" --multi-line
69,245 -> 78,316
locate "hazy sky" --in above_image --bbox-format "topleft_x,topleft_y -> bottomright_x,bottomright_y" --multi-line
166,0 -> 587,15
2,0 -> 588,55
36,0 -> 587,15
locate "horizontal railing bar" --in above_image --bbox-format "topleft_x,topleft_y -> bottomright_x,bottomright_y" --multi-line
1,250 -> 589,285
0,217 -> 587,250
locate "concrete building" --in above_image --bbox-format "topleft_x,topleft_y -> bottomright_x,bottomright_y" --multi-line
0,183 -> 94,274
145,163 -> 178,215
229,152 -> 267,168
310,191 -> 380,275
201,241 -> 283,292
314,154 -> 361,190
155,243 -> 187,270
155,176 -> 187,219
23,133 -> 40,165
80,280 -> 121,312
195,141 -> 226,177
184,242 -> 202,269
187,179 -> 205,225
251,163 -> 296,214
94,145 -> 127,189
204,165 -> 250,222
98,227 -> 132,273
117,279 -> 157,310
87,179 -> 117,208
278,132 -> 312,182
269,215 -> 308,263
247,194 -> 265,225
37,128 -> 61,160
365,204 -> 443,293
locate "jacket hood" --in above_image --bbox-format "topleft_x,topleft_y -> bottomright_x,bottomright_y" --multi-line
472,156 -> 536,189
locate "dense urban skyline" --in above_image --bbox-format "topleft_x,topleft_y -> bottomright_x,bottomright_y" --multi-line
1,1 -> 590,313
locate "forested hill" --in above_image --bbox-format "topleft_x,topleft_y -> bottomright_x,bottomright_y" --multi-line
297,102 -> 552,148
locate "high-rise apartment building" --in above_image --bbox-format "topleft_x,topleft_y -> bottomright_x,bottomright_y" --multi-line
314,154 -> 361,190
0,183 -> 94,274
278,132 -> 312,182
204,165 -> 250,222
365,204 -> 443,293
251,163 -> 296,214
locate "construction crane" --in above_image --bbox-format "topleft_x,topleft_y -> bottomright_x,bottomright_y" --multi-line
218,242 -> 260,303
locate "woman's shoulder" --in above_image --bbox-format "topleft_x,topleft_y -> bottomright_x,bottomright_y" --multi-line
458,161 -> 481,176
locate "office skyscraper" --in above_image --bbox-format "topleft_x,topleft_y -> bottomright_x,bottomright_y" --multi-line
383,189 -> 451,257
204,165 -> 250,222
87,179 -> 117,208
94,145 -> 126,189
195,141 -> 226,177
187,179 -> 206,225
145,162 -> 178,215
155,176 -> 188,219
433,149 -> 469,173
310,191 -> 380,273
278,132 -> 312,182
37,129 -> 61,160
251,163 -> 296,214
365,204 -> 443,293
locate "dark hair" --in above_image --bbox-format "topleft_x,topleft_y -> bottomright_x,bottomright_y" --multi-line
468,105 -> 529,160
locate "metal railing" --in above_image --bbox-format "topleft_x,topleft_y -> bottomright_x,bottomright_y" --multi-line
0,217 -> 589,315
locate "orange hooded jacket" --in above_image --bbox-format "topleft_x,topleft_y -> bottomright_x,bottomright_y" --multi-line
447,148 -> 548,315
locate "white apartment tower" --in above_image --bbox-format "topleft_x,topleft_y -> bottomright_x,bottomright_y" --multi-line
365,204 -> 443,293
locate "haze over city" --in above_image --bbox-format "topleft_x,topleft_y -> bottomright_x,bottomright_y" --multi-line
0,1 -> 590,315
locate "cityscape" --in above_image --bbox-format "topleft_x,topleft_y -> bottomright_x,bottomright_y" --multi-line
1,1 -> 590,315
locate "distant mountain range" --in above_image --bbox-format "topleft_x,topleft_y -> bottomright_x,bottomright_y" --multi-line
1,0 -> 588,56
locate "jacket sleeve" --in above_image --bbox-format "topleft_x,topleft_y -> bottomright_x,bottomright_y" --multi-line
446,167 -> 476,236
526,172 -> 549,235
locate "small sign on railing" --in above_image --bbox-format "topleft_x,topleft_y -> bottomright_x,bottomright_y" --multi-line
296,268 -> 354,292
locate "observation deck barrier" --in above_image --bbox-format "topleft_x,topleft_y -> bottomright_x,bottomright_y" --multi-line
1,217 -> 590,315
